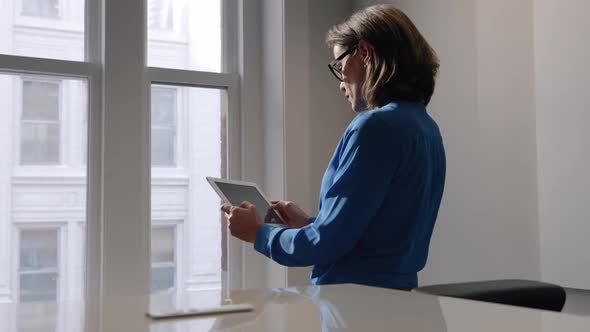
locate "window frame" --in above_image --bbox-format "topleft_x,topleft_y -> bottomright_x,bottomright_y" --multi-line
147,73 -> 241,292
100,0 -> 244,295
0,0 -> 250,303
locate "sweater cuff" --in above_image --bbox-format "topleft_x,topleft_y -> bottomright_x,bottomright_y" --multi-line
254,223 -> 276,257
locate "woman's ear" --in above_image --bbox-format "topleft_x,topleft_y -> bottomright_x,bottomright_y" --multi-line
358,40 -> 374,66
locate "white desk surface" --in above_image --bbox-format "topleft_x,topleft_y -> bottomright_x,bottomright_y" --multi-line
1,284 -> 589,331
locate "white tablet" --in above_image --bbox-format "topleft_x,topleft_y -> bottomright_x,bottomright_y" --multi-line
206,177 -> 285,225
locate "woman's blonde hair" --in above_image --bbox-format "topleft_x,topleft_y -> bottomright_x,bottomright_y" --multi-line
326,5 -> 439,108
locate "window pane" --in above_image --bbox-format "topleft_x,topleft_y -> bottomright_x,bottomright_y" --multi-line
151,227 -> 174,263
22,0 -> 59,18
19,272 -> 58,302
152,87 -> 176,127
19,229 -> 59,302
147,0 -> 222,72
151,266 -> 175,293
151,86 -> 177,167
151,226 -> 175,293
151,85 -> 227,293
20,122 -> 60,164
19,229 -> 58,271
0,0 -> 85,61
20,79 -> 61,164
0,73 -> 88,304
22,80 -> 60,121
151,129 -> 175,167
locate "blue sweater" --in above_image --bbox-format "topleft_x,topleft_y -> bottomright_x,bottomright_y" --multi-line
254,102 -> 446,289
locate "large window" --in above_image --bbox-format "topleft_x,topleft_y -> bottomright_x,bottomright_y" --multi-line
0,0 -> 240,310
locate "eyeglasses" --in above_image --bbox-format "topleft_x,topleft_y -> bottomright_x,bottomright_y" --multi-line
328,45 -> 357,82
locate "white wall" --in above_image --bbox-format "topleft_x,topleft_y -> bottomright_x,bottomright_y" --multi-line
282,0 -> 314,287
534,0 -> 590,289
251,0 -> 366,288
307,1 -> 357,215
282,0 -> 356,286
355,0 -> 541,285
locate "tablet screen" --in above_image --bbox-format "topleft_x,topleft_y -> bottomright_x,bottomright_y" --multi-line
215,182 -> 283,224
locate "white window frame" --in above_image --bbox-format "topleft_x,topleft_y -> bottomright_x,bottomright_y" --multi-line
0,0 -> 268,303
99,0 -> 244,296
147,75 -> 241,292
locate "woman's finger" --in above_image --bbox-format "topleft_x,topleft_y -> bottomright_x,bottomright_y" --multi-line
240,201 -> 254,209
271,204 -> 287,217
221,203 -> 233,214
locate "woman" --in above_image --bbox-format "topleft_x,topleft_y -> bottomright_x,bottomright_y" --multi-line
222,4 -> 445,289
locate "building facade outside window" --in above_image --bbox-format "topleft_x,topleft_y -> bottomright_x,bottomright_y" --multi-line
148,0 -> 173,31
21,0 -> 60,18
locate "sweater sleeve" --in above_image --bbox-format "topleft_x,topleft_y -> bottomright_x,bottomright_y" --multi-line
254,116 -> 403,266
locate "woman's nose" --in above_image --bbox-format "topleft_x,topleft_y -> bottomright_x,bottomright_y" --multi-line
339,82 -> 346,92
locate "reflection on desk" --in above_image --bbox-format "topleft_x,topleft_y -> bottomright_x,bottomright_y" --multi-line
1,284 -> 590,331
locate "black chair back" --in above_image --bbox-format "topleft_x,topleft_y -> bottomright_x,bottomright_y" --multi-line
414,279 -> 566,312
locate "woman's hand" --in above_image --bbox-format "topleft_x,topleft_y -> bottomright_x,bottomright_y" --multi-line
271,200 -> 311,229
221,201 -> 262,243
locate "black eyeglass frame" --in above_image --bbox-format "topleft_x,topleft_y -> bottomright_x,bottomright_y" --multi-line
328,45 -> 358,82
